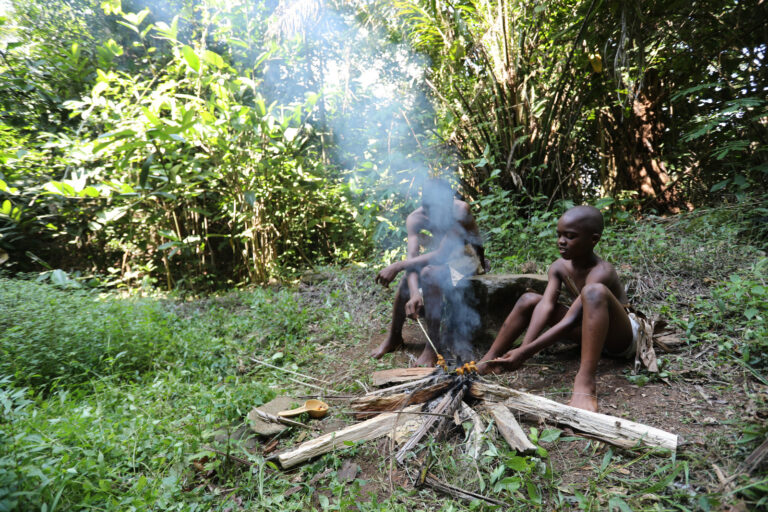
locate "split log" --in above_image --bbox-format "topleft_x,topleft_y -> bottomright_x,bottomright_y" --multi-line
469,381 -> 677,452
485,403 -> 537,454
351,378 -> 453,414
364,374 -> 446,397
278,405 -> 421,468
372,367 -> 437,387
396,383 -> 465,464
455,401 -> 485,459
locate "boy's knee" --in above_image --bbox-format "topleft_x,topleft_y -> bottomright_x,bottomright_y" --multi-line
516,292 -> 542,310
419,265 -> 443,287
581,283 -> 610,304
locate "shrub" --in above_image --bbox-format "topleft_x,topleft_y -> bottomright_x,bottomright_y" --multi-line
0,278 -> 182,389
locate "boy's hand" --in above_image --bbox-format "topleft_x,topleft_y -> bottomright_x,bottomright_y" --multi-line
478,348 -> 525,374
375,263 -> 400,287
405,293 -> 424,319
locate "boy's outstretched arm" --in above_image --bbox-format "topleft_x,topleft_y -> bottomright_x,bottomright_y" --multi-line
518,297 -> 582,357
375,214 -> 424,287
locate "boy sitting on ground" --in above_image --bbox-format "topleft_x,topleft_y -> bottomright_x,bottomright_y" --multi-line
373,179 -> 486,366
478,205 -> 639,412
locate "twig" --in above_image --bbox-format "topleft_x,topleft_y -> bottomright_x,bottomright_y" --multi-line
286,376 -> 336,394
395,381 -> 464,464
419,473 -> 505,506
415,317 -> 441,361
249,408 -> 316,430
204,445 -> 266,470
364,375 -> 444,397
249,357 -> 332,384
342,409 -> 455,418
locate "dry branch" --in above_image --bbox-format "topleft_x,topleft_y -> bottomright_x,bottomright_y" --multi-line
277,405 -> 421,468
351,378 -> 453,414
420,473 -> 506,506
469,381 -> 677,452
395,383 -> 466,464
363,375 -> 445,397
372,367 -> 437,387
485,403 -> 537,454
455,401 -> 485,459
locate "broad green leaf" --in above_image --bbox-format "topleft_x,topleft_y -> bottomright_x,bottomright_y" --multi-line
203,50 -> 225,69
539,428 -> 561,443
101,0 -> 121,15
182,46 -> 200,72
608,497 -> 633,512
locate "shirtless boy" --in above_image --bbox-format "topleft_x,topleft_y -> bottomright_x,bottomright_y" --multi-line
478,205 -> 635,412
372,179 -> 485,366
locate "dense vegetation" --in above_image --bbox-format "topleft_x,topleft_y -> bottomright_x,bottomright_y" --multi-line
0,0 -> 766,510
1,0 -> 765,286
2,206 -> 766,510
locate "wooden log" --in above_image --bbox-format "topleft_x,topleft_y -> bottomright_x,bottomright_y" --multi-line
455,401 -> 485,459
350,379 -> 453,413
469,381 -> 677,452
396,383 -> 465,464
278,405 -> 421,468
364,374 -> 447,397
485,403 -> 536,454
372,367 -> 437,387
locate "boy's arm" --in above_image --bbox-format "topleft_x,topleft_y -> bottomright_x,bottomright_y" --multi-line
520,263 -> 562,345
515,297 -> 582,360
521,264 -> 624,357
375,212 -> 425,288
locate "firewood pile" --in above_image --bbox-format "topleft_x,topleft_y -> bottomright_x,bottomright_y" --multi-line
268,365 -> 678,504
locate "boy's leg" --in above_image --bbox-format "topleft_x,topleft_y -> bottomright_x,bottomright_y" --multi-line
479,292 -> 543,362
371,277 -> 410,358
415,264 -> 450,366
570,283 -> 633,412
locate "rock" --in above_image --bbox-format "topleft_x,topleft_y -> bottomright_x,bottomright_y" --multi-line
463,273 -> 548,348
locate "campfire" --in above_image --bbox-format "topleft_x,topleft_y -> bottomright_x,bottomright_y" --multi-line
255,351 -> 678,505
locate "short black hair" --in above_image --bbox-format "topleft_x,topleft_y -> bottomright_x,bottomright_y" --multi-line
563,205 -> 604,235
421,178 -> 454,206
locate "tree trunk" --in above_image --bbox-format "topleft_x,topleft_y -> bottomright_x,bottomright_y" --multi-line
603,69 -> 688,211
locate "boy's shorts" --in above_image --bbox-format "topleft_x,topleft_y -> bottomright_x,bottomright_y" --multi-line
603,312 -> 641,359
446,244 -> 484,286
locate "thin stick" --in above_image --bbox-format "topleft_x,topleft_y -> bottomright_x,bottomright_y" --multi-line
341,409 -> 455,418
204,445 -> 267,470
286,376 -> 336,394
250,408 -> 316,430
416,317 -> 441,360
364,375 -> 443,397
421,473 -> 505,506
250,357 -> 331,384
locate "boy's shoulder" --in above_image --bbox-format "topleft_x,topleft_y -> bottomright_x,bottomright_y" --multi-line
549,256 -> 619,282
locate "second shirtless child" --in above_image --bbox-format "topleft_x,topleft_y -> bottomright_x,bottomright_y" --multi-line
478,205 -> 638,412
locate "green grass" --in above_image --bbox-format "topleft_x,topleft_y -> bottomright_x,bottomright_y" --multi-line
1,200 -> 767,511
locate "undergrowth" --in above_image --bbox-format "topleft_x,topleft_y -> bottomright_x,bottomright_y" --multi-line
1,202 -> 766,511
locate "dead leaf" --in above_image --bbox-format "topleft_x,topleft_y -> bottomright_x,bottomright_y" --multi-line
337,460 -> 360,483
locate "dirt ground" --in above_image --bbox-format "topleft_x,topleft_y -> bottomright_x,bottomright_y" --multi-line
233,273 -> 765,508
292,313 -> 764,506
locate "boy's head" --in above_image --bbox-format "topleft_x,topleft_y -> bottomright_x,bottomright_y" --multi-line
556,205 -> 604,260
421,179 -> 455,220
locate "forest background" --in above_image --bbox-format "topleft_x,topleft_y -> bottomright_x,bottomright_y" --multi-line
1,0 -> 767,510
1,0 -> 765,287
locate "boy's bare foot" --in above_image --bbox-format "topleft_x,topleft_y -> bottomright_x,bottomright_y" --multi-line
568,372 -> 598,412
371,335 -> 403,359
415,347 -> 437,366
